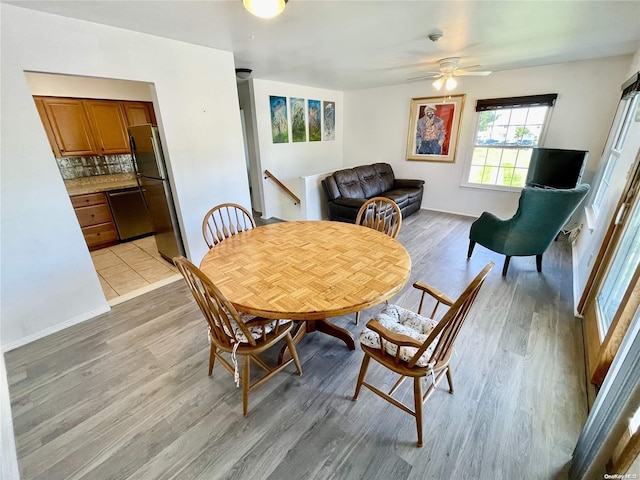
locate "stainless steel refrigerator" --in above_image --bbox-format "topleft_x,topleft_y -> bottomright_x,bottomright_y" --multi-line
128,124 -> 185,262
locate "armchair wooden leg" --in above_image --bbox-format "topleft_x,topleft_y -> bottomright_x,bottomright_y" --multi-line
208,343 -> 217,376
502,256 -> 511,276
355,311 -> 360,325
536,254 -> 543,273
467,240 -> 476,259
284,332 -> 303,375
414,377 -> 424,447
445,367 -> 454,394
352,354 -> 371,401
242,355 -> 250,417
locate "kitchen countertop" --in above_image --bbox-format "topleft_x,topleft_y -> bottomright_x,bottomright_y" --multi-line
65,174 -> 138,196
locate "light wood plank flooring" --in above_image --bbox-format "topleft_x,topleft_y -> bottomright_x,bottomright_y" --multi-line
5,210 -> 587,479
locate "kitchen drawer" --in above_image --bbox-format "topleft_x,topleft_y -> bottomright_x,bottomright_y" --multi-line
74,204 -> 113,227
71,192 -> 107,208
82,222 -> 118,248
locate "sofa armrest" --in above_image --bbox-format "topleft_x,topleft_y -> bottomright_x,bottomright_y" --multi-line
394,179 -> 425,189
321,176 -> 340,201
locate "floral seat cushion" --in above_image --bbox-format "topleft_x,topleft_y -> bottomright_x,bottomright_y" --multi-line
359,304 -> 438,367
220,311 -> 292,344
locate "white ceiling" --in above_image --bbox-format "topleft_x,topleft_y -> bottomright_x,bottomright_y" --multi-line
5,0 -> 640,90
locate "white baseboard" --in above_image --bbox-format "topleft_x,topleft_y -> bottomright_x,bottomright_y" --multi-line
419,206 -> 479,219
2,305 -> 110,353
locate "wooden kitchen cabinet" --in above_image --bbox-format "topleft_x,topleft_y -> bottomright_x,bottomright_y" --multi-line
34,97 -> 62,157
122,101 -> 155,126
39,97 -> 96,157
34,96 -> 156,158
84,100 -> 131,155
71,192 -> 119,250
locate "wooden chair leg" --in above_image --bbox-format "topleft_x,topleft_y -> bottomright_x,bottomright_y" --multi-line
352,354 -> 371,401
536,254 -> 543,273
445,367 -> 454,394
502,256 -> 511,276
208,343 -> 216,376
355,311 -> 360,325
284,332 -> 303,375
242,355 -> 250,417
414,377 -> 424,447
467,240 -> 476,259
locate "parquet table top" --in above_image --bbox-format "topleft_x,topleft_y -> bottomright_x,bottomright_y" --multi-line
199,221 -> 411,320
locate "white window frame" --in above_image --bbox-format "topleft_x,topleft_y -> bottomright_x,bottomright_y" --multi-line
588,95 -> 639,224
462,104 -> 554,192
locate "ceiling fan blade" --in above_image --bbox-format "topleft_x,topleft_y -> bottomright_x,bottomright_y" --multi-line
454,69 -> 492,76
407,72 -> 443,81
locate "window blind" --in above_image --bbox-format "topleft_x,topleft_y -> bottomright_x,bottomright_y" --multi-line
621,72 -> 640,99
475,94 -> 558,112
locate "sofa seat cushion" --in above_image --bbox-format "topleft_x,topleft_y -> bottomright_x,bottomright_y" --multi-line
359,304 -> 438,367
388,188 -> 421,203
380,190 -> 409,207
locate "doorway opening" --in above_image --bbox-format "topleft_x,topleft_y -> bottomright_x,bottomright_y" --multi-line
27,71 -> 182,305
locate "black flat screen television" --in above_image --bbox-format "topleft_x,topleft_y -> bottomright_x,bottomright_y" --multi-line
525,148 -> 588,189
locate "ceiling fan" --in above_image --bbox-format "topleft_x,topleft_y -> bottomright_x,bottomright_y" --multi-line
411,57 -> 492,91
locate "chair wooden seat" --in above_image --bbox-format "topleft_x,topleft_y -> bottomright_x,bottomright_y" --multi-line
174,255 -> 302,416
352,262 -> 494,447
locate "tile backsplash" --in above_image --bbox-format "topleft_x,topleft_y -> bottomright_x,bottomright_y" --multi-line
57,154 -> 135,179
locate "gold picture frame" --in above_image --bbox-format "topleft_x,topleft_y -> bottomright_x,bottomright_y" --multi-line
406,94 -> 465,162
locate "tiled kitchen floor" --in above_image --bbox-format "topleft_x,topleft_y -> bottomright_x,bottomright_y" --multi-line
90,236 -> 181,305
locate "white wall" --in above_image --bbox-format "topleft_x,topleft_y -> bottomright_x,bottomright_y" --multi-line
0,4 -> 250,349
572,48 -> 640,305
25,71 -> 154,100
237,81 -> 264,213
251,79 -> 343,221
344,56 -> 632,219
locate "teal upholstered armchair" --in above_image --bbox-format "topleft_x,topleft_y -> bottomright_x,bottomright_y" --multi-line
467,184 -> 590,276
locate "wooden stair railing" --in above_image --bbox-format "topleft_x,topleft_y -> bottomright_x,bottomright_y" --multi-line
264,170 -> 301,205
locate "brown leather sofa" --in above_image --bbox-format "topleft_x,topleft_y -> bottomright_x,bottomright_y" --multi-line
321,163 -> 425,223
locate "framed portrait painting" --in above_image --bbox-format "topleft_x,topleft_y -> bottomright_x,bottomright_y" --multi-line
406,94 -> 465,162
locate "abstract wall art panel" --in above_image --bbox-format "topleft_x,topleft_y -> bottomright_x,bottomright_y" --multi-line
323,101 -> 335,141
290,97 -> 306,142
308,99 -> 321,142
270,95 -> 289,143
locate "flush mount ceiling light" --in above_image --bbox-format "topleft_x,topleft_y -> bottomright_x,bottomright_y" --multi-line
235,68 -> 253,80
243,0 -> 288,19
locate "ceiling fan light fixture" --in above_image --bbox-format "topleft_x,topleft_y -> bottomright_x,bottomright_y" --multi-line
243,0 -> 287,19
445,75 -> 457,90
433,77 -> 445,91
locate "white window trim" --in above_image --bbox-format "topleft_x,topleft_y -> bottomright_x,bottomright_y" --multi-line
461,105 -> 554,191
588,95 -> 639,224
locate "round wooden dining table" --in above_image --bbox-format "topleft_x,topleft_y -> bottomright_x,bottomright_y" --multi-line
199,220 -> 411,360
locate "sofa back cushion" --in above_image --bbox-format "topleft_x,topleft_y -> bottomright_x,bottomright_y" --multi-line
333,168 -> 366,199
354,164 -> 383,197
373,163 -> 395,192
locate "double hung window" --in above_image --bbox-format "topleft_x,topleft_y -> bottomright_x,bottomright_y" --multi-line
466,94 -> 557,189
